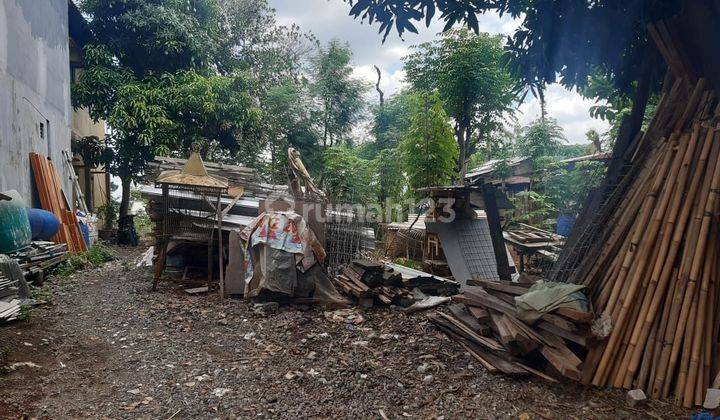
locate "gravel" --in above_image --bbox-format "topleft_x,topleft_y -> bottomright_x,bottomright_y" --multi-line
0,247 -> 692,419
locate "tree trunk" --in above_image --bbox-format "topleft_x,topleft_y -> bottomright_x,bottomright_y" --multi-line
456,123 -> 468,182
605,43 -> 657,184
117,175 -> 137,246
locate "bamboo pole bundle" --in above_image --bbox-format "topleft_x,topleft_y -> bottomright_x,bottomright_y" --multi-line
568,74 -> 720,406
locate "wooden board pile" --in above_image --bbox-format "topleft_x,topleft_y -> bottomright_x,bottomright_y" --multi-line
30,153 -> 87,253
145,156 -> 287,198
0,299 -> 21,323
549,51 -> 720,405
332,260 -> 459,307
8,242 -> 68,277
429,280 -> 593,382
505,223 -> 563,245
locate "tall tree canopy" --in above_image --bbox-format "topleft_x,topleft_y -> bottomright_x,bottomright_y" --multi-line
73,0 -> 260,242
514,117 -> 567,162
403,29 -> 517,177
311,40 -> 368,148
400,93 -> 458,193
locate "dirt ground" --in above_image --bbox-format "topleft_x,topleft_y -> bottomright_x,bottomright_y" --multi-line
0,247 -> 697,419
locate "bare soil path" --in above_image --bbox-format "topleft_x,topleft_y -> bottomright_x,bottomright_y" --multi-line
0,247 -> 692,419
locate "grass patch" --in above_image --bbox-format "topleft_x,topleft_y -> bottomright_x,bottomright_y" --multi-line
51,242 -> 117,278
30,283 -> 54,304
17,305 -> 33,321
392,257 -> 424,271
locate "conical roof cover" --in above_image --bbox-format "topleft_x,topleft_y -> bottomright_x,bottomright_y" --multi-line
157,152 -> 228,189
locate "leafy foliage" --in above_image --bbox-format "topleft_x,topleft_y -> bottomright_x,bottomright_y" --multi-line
399,93 -> 458,194
322,147 -> 377,204
403,29 -> 517,174
513,118 -> 567,162
375,148 -> 406,204
260,81 -> 323,181
311,40 -> 369,147
79,0 -> 228,75
541,161 -> 606,216
52,243 -> 117,278
370,90 -> 414,155
345,0 -> 680,94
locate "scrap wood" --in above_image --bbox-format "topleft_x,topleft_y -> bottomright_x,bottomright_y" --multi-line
333,260 -> 458,308
29,153 -> 86,253
431,283 -> 591,382
469,279 -> 530,296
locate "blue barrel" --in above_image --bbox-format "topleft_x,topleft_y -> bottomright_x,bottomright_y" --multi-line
0,190 -> 32,253
79,221 -> 90,247
27,208 -> 61,241
556,214 -> 576,237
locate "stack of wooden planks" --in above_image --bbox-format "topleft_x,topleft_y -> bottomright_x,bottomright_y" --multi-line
8,242 -> 68,277
145,156 -> 287,199
332,260 -> 460,307
429,279 -> 593,382
0,299 -> 21,323
29,153 -> 86,253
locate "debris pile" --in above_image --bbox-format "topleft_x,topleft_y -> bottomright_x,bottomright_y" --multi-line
332,259 -> 459,308
8,242 -> 68,277
0,298 -> 21,322
429,279 -> 593,382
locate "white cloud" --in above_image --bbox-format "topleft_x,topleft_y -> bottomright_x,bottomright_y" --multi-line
517,84 -> 609,144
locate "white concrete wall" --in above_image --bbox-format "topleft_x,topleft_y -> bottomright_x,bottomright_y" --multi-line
0,0 -> 72,207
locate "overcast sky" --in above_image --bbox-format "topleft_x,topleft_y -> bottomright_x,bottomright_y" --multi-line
269,0 -> 609,144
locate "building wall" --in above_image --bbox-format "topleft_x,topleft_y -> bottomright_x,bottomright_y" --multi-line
0,0 -> 72,206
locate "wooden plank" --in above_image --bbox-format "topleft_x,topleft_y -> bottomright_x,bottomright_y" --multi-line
467,306 -> 490,323
553,307 -> 594,323
430,312 -> 505,352
537,320 -> 588,347
448,303 -> 491,336
471,279 -> 530,296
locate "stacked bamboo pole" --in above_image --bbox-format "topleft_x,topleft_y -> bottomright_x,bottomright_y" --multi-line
572,74 -> 720,406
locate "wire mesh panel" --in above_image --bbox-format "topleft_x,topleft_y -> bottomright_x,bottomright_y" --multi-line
157,183 -> 224,242
325,207 -> 368,271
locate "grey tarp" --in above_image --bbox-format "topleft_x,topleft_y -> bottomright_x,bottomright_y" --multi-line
514,280 -> 588,323
243,243 -> 347,305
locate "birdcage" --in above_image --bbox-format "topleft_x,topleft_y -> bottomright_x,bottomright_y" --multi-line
152,153 -> 228,289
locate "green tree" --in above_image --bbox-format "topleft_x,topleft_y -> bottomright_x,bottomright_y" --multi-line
375,147 -> 406,204
73,0 -> 260,242
403,29 -> 517,177
371,90 -> 414,154
400,93 -> 458,194
322,147 -> 377,204
514,118 -> 567,162
260,81 -> 322,181
311,40 -> 368,148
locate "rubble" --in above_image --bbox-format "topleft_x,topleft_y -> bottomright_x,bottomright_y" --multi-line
332,260 -> 459,309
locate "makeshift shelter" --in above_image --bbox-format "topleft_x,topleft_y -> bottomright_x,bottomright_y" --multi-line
152,153 -> 228,290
